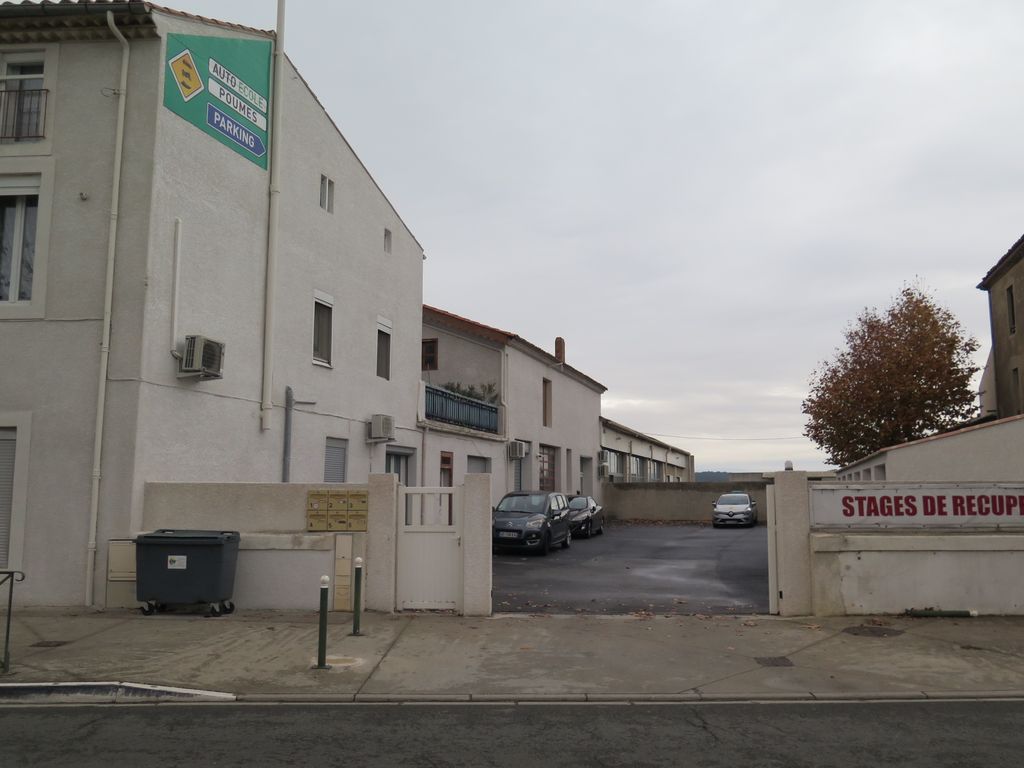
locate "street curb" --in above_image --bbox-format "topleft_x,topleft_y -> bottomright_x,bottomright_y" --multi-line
6,686 -> 1024,706
0,682 -> 236,705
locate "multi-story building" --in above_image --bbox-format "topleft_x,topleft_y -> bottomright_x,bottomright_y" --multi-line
599,417 -> 693,483
978,233 -> 1024,418
420,306 -> 606,505
0,3 -> 424,605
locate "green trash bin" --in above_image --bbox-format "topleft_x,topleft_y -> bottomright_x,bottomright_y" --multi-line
135,529 -> 240,617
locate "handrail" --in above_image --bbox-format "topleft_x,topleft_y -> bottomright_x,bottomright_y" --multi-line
424,384 -> 499,433
0,89 -> 47,140
1,569 -> 26,673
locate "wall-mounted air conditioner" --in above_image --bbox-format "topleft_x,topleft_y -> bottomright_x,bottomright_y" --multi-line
176,335 -> 225,379
598,450 -> 610,464
598,462 -> 610,478
507,440 -> 527,460
368,414 -> 396,441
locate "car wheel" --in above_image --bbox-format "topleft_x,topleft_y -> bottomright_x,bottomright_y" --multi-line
561,529 -> 572,549
582,521 -> 591,538
538,532 -> 550,556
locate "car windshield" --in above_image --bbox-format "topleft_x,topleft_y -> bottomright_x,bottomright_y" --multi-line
718,494 -> 750,505
567,497 -> 589,510
496,494 -> 548,514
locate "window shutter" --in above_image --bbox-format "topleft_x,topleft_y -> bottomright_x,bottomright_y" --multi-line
0,430 -> 15,569
324,438 -> 347,483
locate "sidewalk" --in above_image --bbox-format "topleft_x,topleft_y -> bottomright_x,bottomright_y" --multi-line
3,607 -> 1024,704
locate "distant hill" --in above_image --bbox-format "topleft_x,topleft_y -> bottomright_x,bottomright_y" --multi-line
695,471 -> 730,483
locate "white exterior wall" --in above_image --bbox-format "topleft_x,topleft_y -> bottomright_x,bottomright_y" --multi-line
599,421 -> 693,481
504,342 -> 602,497
1,14 -> 423,605
839,417 -> 1024,483
421,325 -> 502,393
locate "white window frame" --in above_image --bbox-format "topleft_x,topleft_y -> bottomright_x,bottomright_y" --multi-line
0,158 -> 51,319
0,412 -> 31,571
0,45 -> 57,157
376,315 -> 392,380
312,290 -> 333,367
0,174 -> 39,304
319,174 -> 334,213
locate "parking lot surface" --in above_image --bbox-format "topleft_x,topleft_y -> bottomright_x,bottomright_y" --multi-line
493,522 -> 768,615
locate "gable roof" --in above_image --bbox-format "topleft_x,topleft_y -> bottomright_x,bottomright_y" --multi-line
978,232 -> 1024,290
839,412 -> 1024,472
600,416 -> 692,458
423,305 -> 607,393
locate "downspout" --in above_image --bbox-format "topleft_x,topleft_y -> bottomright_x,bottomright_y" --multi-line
260,0 -> 286,431
85,11 -> 130,606
282,385 -> 294,481
169,218 -> 182,358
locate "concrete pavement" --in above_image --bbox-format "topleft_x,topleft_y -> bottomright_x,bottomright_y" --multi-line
2,607 -> 1024,704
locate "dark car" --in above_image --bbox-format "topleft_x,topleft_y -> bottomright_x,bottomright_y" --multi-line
566,495 -> 605,538
712,492 -> 758,527
492,491 -> 572,555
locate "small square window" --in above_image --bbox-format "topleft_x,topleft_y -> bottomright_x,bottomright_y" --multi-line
313,299 -> 332,365
422,339 -> 438,371
319,174 -> 334,213
384,228 -> 392,255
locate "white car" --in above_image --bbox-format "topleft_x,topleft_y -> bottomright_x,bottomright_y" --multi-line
712,492 -> 758,527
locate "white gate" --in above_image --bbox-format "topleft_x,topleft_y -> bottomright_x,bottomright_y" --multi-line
396,486 -> 463,611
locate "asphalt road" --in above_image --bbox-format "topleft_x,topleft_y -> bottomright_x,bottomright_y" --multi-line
1,701 -> 1021,767
493,522 -> 769,614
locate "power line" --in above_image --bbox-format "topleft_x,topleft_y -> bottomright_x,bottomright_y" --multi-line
644,432 -> 808,442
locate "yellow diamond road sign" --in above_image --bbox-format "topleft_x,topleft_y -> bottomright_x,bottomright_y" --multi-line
169,49 -> 203,102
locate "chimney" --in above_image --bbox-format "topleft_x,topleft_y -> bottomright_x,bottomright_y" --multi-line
555,337 -> 565,364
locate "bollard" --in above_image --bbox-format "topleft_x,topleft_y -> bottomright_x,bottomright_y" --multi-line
315,574 -> 331,670
352,557 -> 363,636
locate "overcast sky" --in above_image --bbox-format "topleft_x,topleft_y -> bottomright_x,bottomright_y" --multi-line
172,1 -> 1022,472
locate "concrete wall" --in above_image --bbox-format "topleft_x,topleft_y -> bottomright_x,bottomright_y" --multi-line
772,472 -> 1024,616
601,481 -> 768,522
421,324 -> 503,395
139,474 -> 492,615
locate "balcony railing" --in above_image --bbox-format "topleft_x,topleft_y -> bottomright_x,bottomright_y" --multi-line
425,384 -> 499,433
0,89 -> 47,141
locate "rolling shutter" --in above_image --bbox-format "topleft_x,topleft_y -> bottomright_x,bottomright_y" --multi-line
324,438 -> 348,483
0,429 -> 15,569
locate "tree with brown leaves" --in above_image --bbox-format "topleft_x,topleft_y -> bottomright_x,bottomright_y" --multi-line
802,286 -> 980,467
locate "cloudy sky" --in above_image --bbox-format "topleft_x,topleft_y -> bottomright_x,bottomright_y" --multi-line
173,1 -> 1022,471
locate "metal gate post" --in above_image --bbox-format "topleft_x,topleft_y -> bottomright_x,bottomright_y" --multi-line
1,570 -> 26,674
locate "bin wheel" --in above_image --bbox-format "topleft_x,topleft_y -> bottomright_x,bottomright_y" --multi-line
222,601 -> 235,615
208,602 -> 223,617
140,603 -> 155,616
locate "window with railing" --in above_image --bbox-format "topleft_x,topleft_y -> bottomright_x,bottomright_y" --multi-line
1,61 -> 46,141
425,384 -> 499,433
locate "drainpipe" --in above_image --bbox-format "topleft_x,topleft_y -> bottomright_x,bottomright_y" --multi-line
282,386 -> 294,481
260,0 -> 286,431
85,11 -> 130,606
169,218 -> 182,359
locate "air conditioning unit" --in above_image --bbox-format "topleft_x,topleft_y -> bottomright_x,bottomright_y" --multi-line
177,335 -> 225,379
507,440 -> 527,460
598,450 -> 610,464
598,462 -> 610,478
368,413 -> 395,441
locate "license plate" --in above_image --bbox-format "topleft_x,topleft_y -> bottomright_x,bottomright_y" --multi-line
498,531 -> 518,539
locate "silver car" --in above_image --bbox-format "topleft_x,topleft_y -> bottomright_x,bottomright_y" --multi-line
712,492 -> 758,527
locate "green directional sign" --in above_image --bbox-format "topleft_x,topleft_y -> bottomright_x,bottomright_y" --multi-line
163,33 -> 272,169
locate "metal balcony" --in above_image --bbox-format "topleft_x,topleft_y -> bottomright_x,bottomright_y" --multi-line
425,384 -> 499,433
0,89 -> 47,140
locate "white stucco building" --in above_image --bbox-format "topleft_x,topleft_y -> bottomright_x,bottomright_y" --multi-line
0,3 -> 424,605
599,417 -> 694,483
420,306 -> 606,505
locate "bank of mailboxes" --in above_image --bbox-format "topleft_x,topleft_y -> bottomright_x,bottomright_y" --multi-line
306,489 -> 368,532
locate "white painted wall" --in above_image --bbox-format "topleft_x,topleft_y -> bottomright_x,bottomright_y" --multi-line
0,12 -> 424,605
